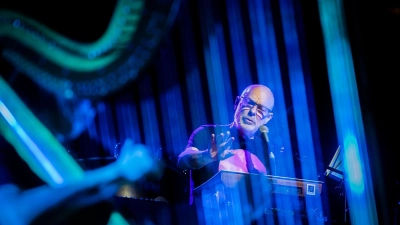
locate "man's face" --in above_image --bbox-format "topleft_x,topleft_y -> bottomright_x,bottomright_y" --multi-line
234,86 -> 273,138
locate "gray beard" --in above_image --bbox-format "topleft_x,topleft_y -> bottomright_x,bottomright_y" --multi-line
237,121 -> 257,139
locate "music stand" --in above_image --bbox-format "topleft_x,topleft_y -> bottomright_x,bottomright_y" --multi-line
324,146 -> 351,223
324,146 -> 344,182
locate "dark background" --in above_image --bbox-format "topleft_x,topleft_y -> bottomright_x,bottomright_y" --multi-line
1,0 -> 399,224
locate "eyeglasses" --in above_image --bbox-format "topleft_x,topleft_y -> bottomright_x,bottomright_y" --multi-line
240,96 -> 272,119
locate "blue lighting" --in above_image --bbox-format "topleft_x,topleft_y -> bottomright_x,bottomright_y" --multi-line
247,0 -> 295,178
226,0 -> 253,91
12,19 -> 20,28
204,33 -> 231,124
140,97 -> 161,153
344,135 -> 364,194
318,0 -> 378,224
0,100 -> 64,184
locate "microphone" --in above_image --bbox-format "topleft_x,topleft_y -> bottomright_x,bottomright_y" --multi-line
259,125 -> 269,143
259,125 -> 276,174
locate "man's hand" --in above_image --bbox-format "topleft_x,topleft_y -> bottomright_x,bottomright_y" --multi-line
210,131 -> 236,160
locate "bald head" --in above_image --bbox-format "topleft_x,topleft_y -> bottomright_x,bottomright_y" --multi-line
234,84 -> 274,139
239,84 -> 274,111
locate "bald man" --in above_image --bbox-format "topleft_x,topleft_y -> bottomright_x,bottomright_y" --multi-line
177,84 -> 275,187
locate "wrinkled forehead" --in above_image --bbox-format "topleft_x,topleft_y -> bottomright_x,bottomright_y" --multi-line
241,85 -> 274,110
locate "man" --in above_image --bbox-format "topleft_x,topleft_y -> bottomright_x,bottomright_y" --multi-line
177,84 -> 275,187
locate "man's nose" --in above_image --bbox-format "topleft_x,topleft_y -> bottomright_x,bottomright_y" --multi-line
249,105 -> 257,115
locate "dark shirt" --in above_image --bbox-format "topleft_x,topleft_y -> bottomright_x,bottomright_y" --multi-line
187,123 -> 274,187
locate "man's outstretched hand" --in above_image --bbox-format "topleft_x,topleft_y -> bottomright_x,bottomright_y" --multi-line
210,131 -> 236,160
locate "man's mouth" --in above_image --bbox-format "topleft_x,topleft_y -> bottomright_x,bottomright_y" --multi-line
243,117 -> 255,124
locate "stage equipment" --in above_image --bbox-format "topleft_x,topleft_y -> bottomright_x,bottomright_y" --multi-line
193,170 -> 326,224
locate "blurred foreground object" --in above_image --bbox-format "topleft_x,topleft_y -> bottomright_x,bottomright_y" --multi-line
0,74 -> 154,224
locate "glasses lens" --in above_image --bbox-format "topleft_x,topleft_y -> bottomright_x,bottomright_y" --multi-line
258,109 -> 267,118
242,97 -> 253,108
241,97 -> 270,118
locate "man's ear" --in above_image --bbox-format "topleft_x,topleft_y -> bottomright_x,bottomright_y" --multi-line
263,113 -> 273,124
234,96 -> 240,110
